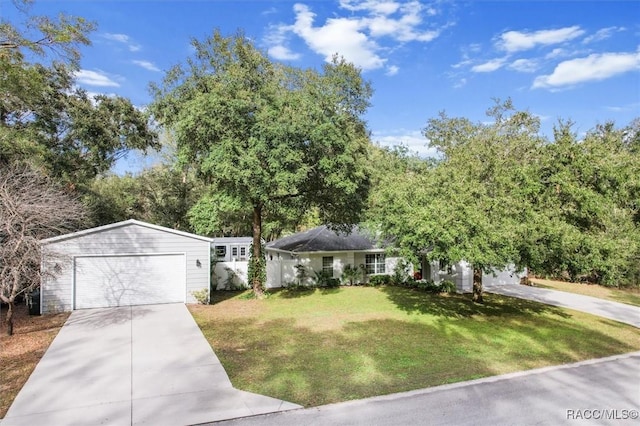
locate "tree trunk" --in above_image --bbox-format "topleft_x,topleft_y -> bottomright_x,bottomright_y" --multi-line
251,204 -> 264,296
472,267 -> 483,304
5,301 -> 14,336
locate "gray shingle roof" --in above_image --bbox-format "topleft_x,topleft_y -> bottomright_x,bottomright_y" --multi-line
266,225 -> 385,253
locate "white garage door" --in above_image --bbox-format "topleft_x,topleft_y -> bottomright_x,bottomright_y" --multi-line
74,254 -> 186,309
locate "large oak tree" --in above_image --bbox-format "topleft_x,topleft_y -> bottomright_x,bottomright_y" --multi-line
370,101 -> 543,302
370,101 -> 640,302
150,31 -> 371,294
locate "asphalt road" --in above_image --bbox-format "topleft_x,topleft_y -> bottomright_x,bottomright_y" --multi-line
208,352 -> 640,426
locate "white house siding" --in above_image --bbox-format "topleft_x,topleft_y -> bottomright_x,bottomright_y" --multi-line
436,261 -> 525,293
262,249 -> 402,288
211,237 -> 252,262
439,261 -> 474,293
482,265 -> 527,287
41,222 -> 210,313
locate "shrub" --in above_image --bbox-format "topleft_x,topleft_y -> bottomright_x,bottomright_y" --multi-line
410,279 -> 456,293
282,281 -> 307,291
315,270 -> 339,287
295,264 -> 311,286
402,277 -> 417,288
341,264 -> 361,286
368,274 -> 391,286
439,280 -> 456,293
391,259 -> 411,286
325,278 -> 341,288
191,289 -> 209,304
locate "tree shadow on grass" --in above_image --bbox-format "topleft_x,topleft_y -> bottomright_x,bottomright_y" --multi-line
380,286 -> 571,320
272,287 -> 320,299
209,290 -> 250,304
199,312 -> 638,408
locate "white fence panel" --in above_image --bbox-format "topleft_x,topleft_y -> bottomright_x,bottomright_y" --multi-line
266,259 -> 300,288
214,261 -> 249,290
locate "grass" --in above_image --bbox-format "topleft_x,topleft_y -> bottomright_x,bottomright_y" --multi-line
0,303 -> 69,418
189,286 -> 640,407
529,278 -> 640,307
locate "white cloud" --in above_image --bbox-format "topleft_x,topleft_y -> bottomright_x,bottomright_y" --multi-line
80,90 -> 117,106
385,65 -> 399,76
262,6 -> 278,16
451,58 -> 472,69
583,26 -> 625,44
102,33 -> 141,52
509,58 -> 539,73
362,1 -> 441,42
372,129 -> 437,157
264,24 -> 301,60
453,77 -> 467,89
291,4 -> 385,70
268,45 -> 302,61
471,57 -> 507,73
533,49 -> 640,89
604,102 -> 639,112
533,113 -> 551,122
497,26 -> 585,52
132,60 -> 160,72
546,48 -> 568,59
264,1 -> 445,71
75,69 -> 120,87
340,0 -> 401,15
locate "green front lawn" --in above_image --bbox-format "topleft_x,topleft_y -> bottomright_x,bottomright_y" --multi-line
529,278 -> 640,307
189,286 -> 640,407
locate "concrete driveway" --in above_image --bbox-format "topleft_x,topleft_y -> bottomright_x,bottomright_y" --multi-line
2,304 -> 301,426
485,284 -> 640,328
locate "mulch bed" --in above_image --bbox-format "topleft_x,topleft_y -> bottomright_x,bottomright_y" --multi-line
0,302 -> 69,418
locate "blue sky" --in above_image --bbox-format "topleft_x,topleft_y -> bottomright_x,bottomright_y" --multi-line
5,0 -> 640,171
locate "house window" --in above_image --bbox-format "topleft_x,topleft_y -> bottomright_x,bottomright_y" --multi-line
365,254 -> 385,274
214,246 -> 226,259
322,256 -> 334,276
231,247 -> 238,258
240,246 -> 247,260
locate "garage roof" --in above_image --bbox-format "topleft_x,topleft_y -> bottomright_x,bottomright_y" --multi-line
41,219 -> 214,244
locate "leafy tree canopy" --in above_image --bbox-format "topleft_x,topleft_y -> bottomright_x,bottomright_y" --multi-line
1,0 -> 158,187
150,30 -> 372,294
371,100 -> 640,300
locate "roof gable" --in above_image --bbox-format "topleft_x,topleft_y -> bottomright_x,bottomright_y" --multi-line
266,225 -> 386,253
41,219 -> 214,244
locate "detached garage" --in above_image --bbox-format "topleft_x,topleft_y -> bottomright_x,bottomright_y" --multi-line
40,219 -> 212,313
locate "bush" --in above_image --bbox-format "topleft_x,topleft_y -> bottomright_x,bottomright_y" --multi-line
341,264 -> 362,286
191,289 -> 209,304
295,264 -> 311,286
325,278 -> 341,288
401,277 -> 417,288
391,259 -> 411,286
411,279 -> 455,293
368,274 -> 391,286
315,270 -> 340,287
283,281 -> 311,291
439,280 -> 456,293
